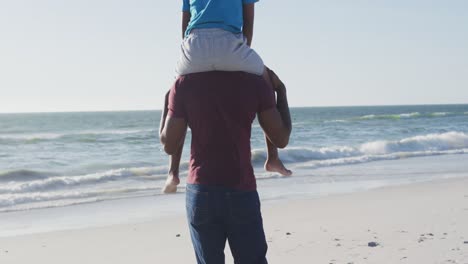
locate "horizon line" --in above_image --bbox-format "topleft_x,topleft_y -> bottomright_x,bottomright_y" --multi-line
1,102 -> 467,115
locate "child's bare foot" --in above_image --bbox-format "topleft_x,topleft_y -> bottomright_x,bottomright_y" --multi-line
162,173 -> 180,194
265,158 -> 292,176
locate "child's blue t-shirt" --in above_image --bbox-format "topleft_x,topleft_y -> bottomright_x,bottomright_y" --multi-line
183,0 -> 259,37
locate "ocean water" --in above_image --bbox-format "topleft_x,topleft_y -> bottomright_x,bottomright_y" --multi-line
1,105 -> 468,214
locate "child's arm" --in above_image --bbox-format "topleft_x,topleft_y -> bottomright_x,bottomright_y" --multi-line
243,3 -> 255,46
182,11 -> 191,39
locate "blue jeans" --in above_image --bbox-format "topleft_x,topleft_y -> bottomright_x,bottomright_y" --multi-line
186,184 -> 268,264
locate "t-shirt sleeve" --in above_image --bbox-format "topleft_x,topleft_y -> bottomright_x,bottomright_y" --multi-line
243,0 -> 259,4
256,79 -> 276,113
182,0 -> 190,12
167,80 -> 187,119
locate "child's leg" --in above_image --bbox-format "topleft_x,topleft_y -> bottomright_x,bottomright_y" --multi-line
160,90 -> 183,193
262,68 -> 292,176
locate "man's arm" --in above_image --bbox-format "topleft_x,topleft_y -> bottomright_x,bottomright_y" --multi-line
159,90 -> 188,155
159,91 -> 170,135
160,114 -> 187,155
182,11 -> 191,39
243,3 -> 255,46
257,69 -> 292,148
160,116 -> 187,155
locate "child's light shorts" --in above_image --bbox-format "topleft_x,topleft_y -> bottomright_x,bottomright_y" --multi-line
176,28 -> 265,76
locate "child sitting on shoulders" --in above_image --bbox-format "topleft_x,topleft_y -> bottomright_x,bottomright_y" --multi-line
162,0 -> 292,193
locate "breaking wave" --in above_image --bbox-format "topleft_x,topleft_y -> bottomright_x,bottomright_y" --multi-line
0,170 -> 55,182
0,129 -> 155,144
2,131 -> 468,212
0,186 -> 159,208
430,112 -> 451,117
355,112 -> 460,121
252,131 -> 468,166
0,166 -> 169,194
358,112 -> 421,120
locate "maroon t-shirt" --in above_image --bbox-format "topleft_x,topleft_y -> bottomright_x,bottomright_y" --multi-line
168,71 -> 276,190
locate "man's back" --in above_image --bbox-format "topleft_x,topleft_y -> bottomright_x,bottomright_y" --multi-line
161,69 -> 291,264
168,71 -> 275,190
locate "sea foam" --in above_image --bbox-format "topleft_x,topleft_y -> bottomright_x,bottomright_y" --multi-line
0,167 -> 169,194
0,186 -> 159,209
430,112 -> 451,117
0,129 -> 155,143
252,131 -> 468,165
355,111 -> 460,121
358,112 -> 421,120
360,131 -> 468,155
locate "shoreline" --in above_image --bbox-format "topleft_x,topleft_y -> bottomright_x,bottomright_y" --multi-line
1,176 -> 467,263
1,154 -> 468,238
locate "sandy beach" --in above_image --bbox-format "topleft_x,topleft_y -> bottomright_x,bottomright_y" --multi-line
1,176 -> 467,264
2,0 -> 468,262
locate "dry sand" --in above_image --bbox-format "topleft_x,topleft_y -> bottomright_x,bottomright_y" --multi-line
1,177 -> 467,264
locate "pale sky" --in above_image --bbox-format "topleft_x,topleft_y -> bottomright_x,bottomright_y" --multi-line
0,0 -> 467,113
